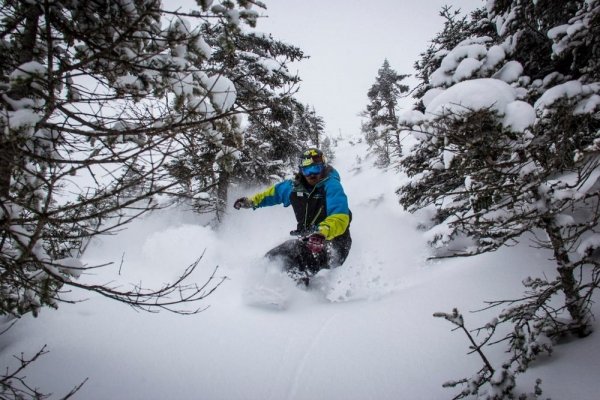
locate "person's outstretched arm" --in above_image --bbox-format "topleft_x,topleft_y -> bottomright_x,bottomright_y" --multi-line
234,180 -> 293,209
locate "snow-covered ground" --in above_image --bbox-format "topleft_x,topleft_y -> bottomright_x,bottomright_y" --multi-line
2,137 -> 599,400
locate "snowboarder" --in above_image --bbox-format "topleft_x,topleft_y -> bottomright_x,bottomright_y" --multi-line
234,148 -> 352,285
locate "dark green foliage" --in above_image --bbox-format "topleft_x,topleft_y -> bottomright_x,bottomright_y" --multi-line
178,26 -> 309,204
413,6 -> 496,104
400,109 -> 507,209
235,101 -> 328,185
488,0 -> 588,81
160,10 -> 309,219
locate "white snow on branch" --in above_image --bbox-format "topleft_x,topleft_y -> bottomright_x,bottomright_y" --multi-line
201,74 -> 237,112
55,257 -> 84,278
491,60 -> 523,83
534,81 -> 600,112
502,100 -> 535,132
9,61 -> 47,82
426,78 -> 516,116
6,109 -> 43,129
398,110 -> 426,127
577,234 -> 600,256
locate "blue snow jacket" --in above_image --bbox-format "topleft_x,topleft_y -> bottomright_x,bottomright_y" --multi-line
248,166 -> 351,240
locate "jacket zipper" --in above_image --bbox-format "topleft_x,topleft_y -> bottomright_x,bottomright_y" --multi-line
304,182 -> 325,230
309,206 -> 323,228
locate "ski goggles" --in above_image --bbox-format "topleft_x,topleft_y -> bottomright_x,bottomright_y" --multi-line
301,163 -> 324,176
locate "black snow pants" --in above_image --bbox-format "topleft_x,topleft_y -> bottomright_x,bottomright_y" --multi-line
265,230 -> 352,284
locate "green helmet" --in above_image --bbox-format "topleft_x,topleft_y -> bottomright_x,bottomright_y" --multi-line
298,148 -> 327,168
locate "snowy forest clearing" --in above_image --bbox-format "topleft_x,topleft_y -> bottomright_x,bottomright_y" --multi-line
1,138 -> 599,400
1,1 -> 600,399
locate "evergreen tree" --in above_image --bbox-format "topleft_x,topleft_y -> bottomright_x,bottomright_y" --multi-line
167,27 -> 306,219
320,135 -> 335,165
235,99 -> 307,185
235,101 -> 329,186
305,105 -> 326,148
362,59 -> 409,167
290,103 -> 326,150
400,1 -> 600,396
399,3 -> 600,392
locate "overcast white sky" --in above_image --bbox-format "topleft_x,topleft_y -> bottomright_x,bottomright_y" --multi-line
256,0 -> 485,137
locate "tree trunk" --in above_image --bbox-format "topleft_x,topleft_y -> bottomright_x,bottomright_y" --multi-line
0,141 -> 14,199
215,168 -> 230,223
394,129 -> 402,158
544,219 -> 592,337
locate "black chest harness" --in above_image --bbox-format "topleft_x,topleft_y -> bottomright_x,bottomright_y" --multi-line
289,177 -> 327,235
288,173 -> 352,238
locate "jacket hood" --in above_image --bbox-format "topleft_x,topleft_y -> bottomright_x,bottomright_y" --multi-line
314,166 -> 340,188
321,166 -> 340,183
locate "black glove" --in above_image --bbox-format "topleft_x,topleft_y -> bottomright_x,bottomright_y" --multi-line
305,233 -> 325,254
233,197 -> 253,210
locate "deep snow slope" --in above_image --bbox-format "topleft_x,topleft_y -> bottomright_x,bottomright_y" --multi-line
1,137 -> 599,400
